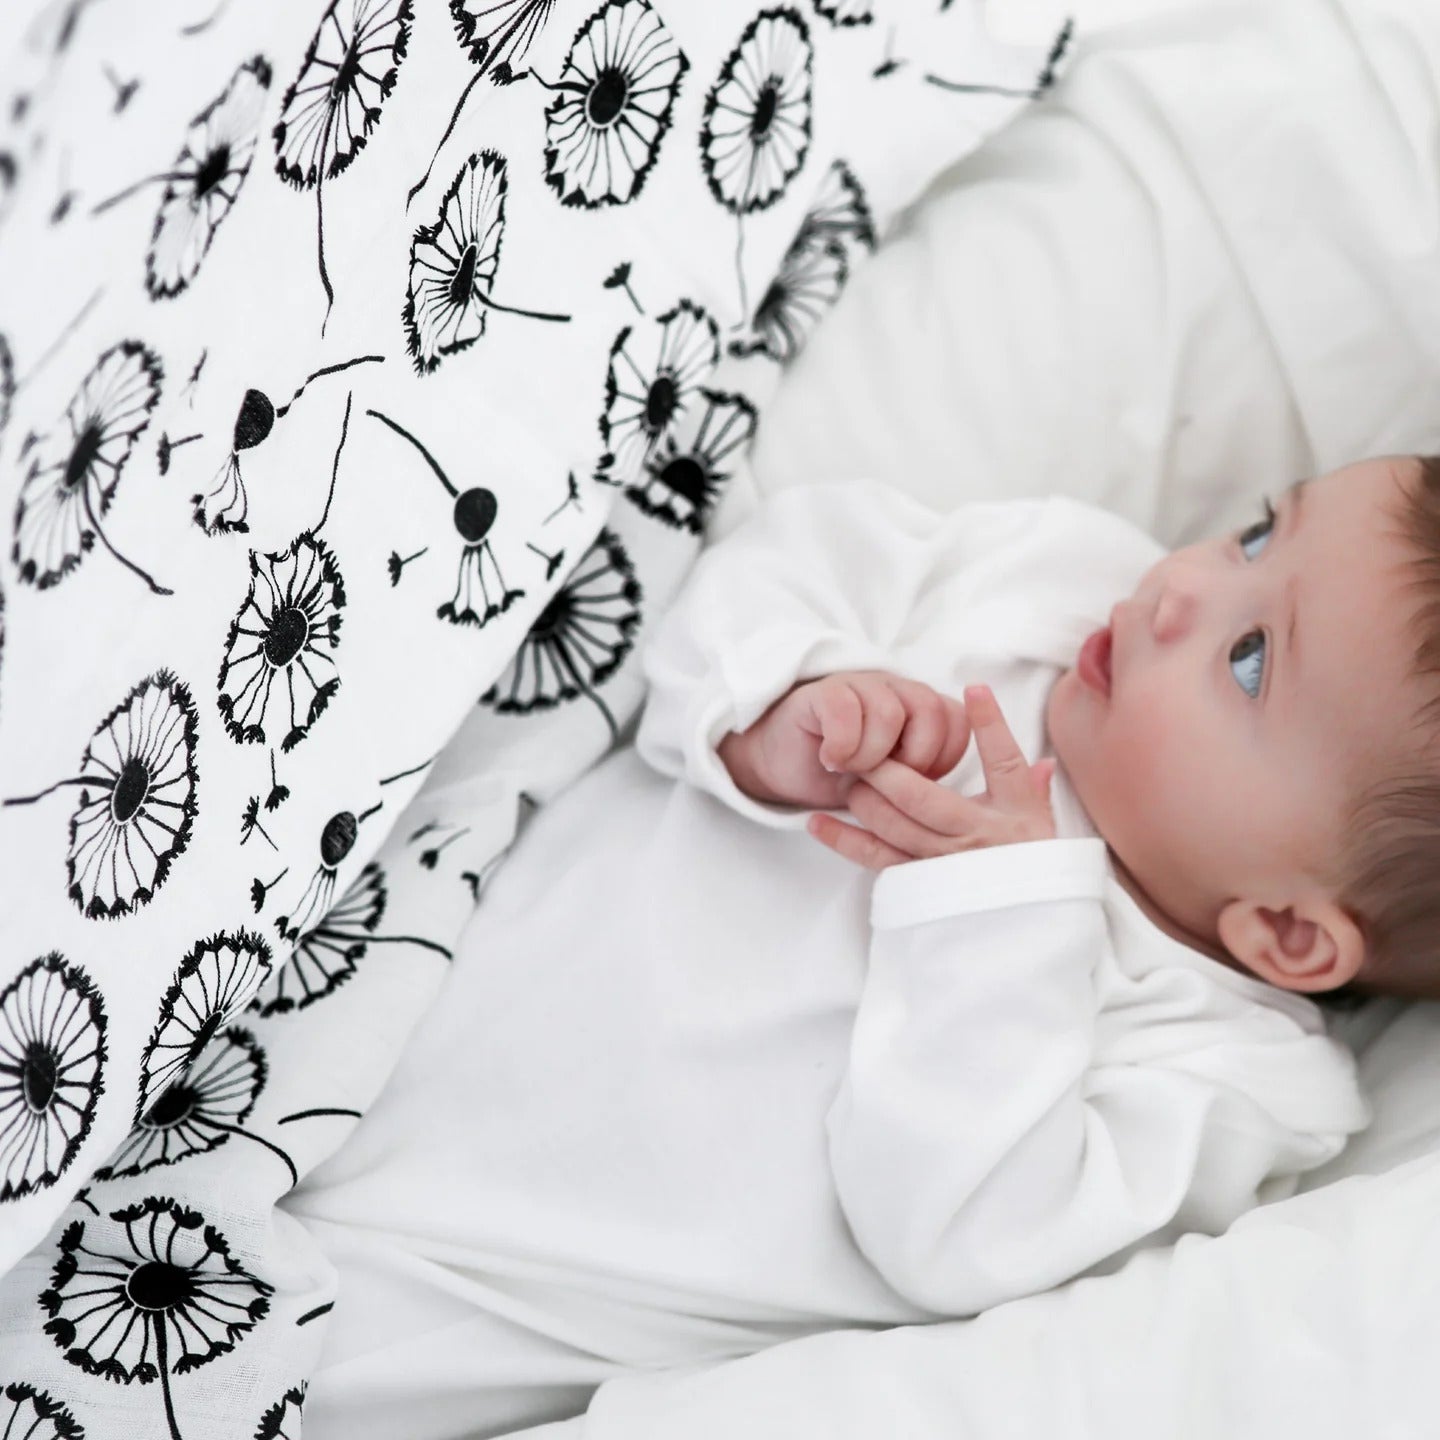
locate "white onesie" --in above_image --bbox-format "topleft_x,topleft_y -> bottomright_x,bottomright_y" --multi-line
290,479 -> 1371,1440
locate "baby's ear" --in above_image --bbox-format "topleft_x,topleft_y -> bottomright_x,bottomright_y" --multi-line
1216,897 -> 1366,993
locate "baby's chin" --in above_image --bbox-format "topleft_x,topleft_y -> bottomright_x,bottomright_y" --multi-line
1043,662 -> 1085,766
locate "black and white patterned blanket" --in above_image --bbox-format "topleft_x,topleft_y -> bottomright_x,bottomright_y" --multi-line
0,2 -> 1068,1433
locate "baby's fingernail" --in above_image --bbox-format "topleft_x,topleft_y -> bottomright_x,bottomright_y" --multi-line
821,758 -> 838,772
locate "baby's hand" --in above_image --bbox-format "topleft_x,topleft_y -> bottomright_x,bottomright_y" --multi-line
807,684 -> 1058,870
719,670 -> 971,811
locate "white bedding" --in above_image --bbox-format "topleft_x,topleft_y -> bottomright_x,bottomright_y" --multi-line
510,0 -> 1440,1434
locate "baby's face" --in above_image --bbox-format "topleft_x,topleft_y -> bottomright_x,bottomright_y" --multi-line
1046,455 -> 1422,960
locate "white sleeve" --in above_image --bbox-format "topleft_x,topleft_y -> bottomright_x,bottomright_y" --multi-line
633,479 -> 1050,830
827,838 -> 1349,1316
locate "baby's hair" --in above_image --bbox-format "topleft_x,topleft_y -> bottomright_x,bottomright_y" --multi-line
1319,454 -> 1440,1002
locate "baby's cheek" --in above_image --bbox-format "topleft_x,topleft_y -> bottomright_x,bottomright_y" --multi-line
1093,704 -> 1179,829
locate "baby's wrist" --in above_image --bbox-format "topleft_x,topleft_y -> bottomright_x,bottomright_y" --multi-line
718,728 -> 773,802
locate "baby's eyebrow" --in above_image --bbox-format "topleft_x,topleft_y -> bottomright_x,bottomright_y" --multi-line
1283,477 -> 1309,691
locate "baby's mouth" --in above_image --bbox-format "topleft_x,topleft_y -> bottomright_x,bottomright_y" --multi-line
1077,623 -> 1113,696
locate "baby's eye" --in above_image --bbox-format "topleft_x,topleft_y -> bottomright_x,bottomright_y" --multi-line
1237,495 -> 1277,560
1231,629 -> 1266,699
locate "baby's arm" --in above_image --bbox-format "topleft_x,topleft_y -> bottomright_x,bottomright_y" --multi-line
826,844 -> 1368,1316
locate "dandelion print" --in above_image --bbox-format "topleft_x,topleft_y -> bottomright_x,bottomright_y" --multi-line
631,388 -> 756,533
481,526 -> 641,740
192,354 -> 381,534
97,1026 -> 264,1179
925,18 -> 1074,99
249,861 -> 450,1016
12,340 -> 169,594
254,1386 -> 305,1439
405,0 -> 557,205
729,234 -> 846,363
796,157 -> 876,254
597,298 -> 719,488
0,332 -> 13,450
274,802 -> 380,942
2,671 -> 201,919
403,149 -> 569,375
0,954 -> 107,1202
813,0 -> 871,24
366,407 -> 524,627
216,535 -> 346,750
136,932 -> 273,1121
40,1195 -> 272,1440
148,56 -> 268,298
274,0 -> 414,328
0,1382 -> 85,1440
451,0 -> 554,77
538,0 -> 689,210
89,56 -> 271,299
701,11 -> 813,200
700,8 -> 813,312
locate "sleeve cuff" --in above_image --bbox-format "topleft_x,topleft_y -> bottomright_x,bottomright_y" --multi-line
870,837 -> 1110,929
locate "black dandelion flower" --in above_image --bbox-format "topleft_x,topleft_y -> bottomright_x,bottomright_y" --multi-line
191,354 -> 382,535
273,802 -> 376,942
0,1382 -> 85,1440
96,1027 -> 264,1180
40,1196 -> 271,1440
249,860 -> 450,1015
136,933 -> 273,1121
597,298 -> 719,488
481,526 -> 641,740
147,57 -> 270,298
366,407 -> 524,627
255,1385 -> 305,1439
451,0 -> 554,77
12,340 -> 170,595
274,0 -> 413,328
700,7 -> 813,312
729,234 -> 846,363
630,388 -> 756,533
0,954 -> 107,1203
0,332 -> 13,450
406,0 -> 557,205
0,153 -> 16,231
813,0 -> 871,25
403,149 -> 569,376
537,0 -> 688,210
795,156 -> 876,254
700,8 -> 812,215
89,57 -> 271,300
925,17 -> 1075,100
217,535 -> 345,750
2,671 -> 201,919
192,387 -> 270,535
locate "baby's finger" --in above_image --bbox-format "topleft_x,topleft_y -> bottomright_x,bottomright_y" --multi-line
810,680 -> 864,772
885,679 -> 951,776
854,757 -> 977,834
846,676 -> 908,773
846,778 -> 962,859
924,694 -> 972,779
806,812 -> 912,870
964,685 -> 1035,807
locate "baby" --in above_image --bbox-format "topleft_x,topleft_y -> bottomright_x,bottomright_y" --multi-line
294,454 -> 1432,1440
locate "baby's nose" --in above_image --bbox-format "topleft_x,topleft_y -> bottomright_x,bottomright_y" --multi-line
1152,588 -> 1198,644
